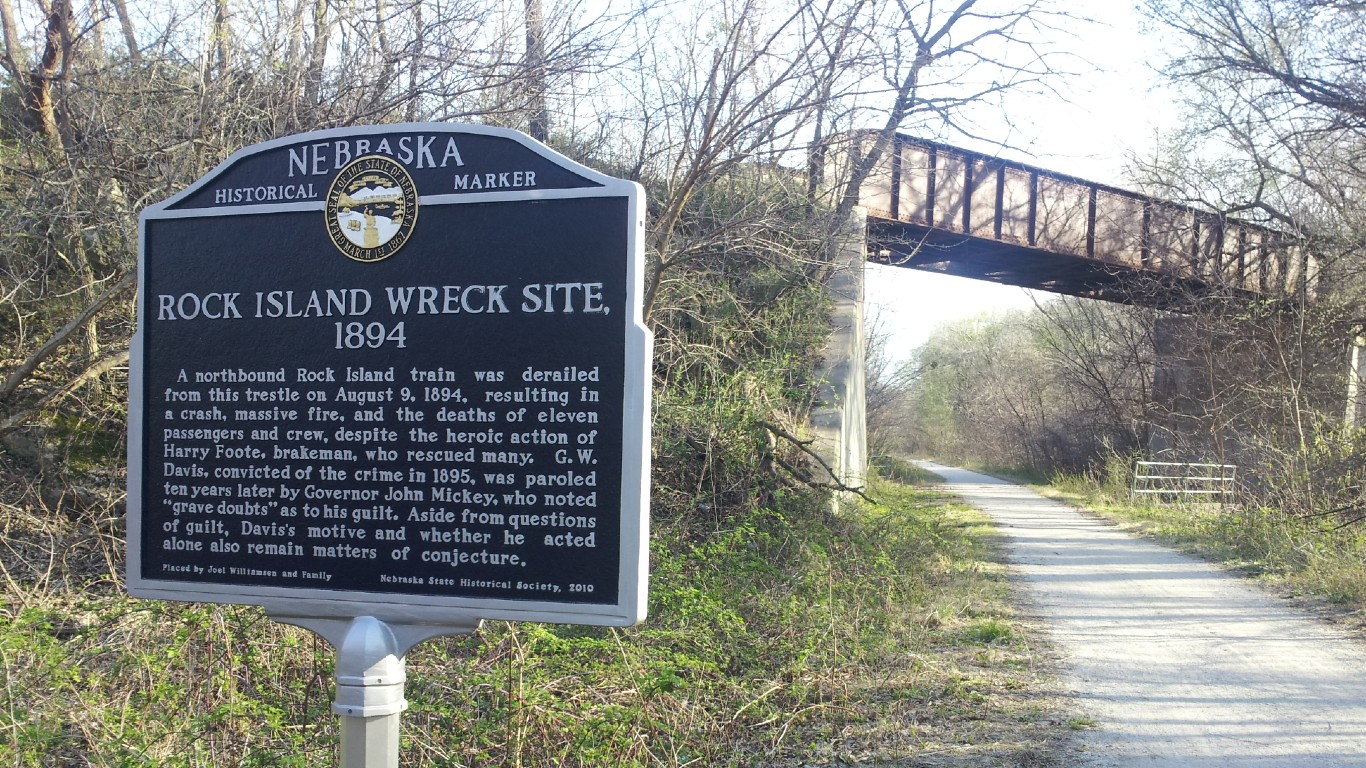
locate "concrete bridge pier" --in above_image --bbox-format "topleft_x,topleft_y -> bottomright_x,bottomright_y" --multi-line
1147,314 -> 1360,465
1147,315 -> 1226,461
810,207 -> 868,492
1345,335 -> 1366,430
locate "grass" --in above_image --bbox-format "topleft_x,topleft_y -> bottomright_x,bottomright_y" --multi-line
1065,717 -> 1097,731
1041,472 -> 1366,624
0,469 -> 1073,767
869,455 -> 944,485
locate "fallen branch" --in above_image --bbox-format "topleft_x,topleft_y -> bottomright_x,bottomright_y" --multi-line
0,348 -> 129,437
0,271 -> 135,402
758,419 -> 875,503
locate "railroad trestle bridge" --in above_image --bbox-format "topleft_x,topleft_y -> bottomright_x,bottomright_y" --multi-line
812,133 -> 1319,489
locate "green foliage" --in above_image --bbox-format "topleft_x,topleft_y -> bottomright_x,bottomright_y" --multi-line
869,455 -> 941,485
958,617 -> 1015,646
0,598 -> 336,767
1247,419 -> 1366,526
0,467 -> 1071,766
647,168 -> 833,526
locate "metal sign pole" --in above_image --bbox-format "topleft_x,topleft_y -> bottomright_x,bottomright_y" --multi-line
333,617 -> 406,768
272,613 -> 481,768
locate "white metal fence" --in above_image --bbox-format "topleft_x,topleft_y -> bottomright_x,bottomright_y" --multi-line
1131,461 -> 1237,501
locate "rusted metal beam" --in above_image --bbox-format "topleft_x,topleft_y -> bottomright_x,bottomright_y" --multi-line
851,133 -> 1311,305
1086,184 -> 1097,261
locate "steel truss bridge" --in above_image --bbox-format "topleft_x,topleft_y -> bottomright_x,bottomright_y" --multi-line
849,134 -> 1313,304
812,133 -> 1317,491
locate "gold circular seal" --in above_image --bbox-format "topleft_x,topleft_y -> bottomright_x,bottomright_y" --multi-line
325,155 -> 419,262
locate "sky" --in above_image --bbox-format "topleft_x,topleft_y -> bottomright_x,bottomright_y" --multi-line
865,2 -> 1179,363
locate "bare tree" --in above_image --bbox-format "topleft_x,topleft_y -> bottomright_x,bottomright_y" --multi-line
0,0 -> 640,459
816,0 -> 1075,227
903,299 -> 1159,474
1033,297 -> 1157,453
863,309 -> 921,455
1139,0 -> 1366,291
1135,0 -> 1366,520
524,0 -> 549,140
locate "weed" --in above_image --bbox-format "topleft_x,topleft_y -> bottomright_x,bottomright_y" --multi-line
0,469 -> 1074,766
959,618 -> 1015,646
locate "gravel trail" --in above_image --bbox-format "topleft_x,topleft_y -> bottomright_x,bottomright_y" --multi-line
916,461 -> 1366,767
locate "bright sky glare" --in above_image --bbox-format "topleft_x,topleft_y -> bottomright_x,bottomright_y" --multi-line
866,2 -> 1177,362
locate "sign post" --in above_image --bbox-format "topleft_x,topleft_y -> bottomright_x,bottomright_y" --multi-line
127,124 -> 650,765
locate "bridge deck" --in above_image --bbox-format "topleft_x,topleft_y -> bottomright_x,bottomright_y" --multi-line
848,134 -> 1313,304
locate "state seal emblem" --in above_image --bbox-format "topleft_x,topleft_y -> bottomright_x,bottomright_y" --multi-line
325,155 -> 418,262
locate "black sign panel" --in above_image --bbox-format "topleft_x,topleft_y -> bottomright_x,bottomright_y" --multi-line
128,124 -> 649,626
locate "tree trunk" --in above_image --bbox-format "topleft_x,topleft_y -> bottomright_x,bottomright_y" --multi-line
31,0 -> 71,152
0,0 -> 21,82
305,0 -> 330,106
405,0 -> 423,121
109,0 -> 141,65
212,0 -> 231,78
524,0 -> 549,141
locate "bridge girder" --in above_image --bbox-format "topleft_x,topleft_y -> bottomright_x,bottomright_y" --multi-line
844,133 -> 1316,308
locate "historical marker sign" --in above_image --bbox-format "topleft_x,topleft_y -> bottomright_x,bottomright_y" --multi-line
128,124 -> 650,627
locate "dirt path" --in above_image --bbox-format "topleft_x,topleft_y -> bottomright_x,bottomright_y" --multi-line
916,461 -> 1366,767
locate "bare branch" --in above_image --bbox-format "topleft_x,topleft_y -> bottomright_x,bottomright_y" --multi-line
0,348 -> 128,438
0,272 -> 134,403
